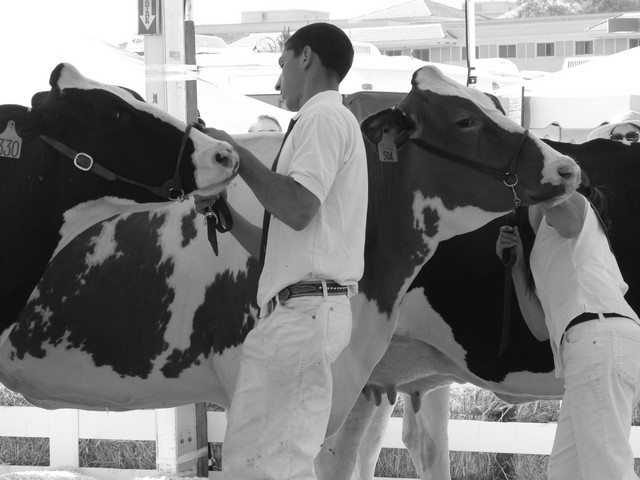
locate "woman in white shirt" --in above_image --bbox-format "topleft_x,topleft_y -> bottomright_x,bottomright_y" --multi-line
496,182 -> 640,480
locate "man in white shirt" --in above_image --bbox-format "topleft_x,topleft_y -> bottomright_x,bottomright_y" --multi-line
199,22 -> 368,480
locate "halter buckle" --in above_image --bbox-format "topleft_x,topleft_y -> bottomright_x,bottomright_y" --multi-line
168,186 -> 186,202
73,153 -> 94,172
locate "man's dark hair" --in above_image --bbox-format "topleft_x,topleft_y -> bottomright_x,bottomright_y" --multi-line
284,22 -> 354,82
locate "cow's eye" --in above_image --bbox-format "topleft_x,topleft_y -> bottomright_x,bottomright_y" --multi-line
456,118 -> 473,128
105,110 -> 121,122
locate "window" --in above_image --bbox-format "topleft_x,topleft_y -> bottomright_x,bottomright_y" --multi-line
413,49 -> 430,61
631,38 -> 640,49
575,41 -> 594,55
498,44 -> 516,58
461,46 -> 480,60
536,42 -> 554,57
384,50 -> 402,57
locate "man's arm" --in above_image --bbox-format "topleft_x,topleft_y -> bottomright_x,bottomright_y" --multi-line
234,143 -> 320,231
195,196 -> 262,259
204,127 -> 320,231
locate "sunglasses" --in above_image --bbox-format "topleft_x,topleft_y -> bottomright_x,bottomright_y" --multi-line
610,131 -> 640,143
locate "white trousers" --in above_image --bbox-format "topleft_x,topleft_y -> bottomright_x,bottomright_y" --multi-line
549,316 -> 640,480
222,293 -> 352,480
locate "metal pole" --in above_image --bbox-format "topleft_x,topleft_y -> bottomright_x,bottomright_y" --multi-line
465,0 -> 477,87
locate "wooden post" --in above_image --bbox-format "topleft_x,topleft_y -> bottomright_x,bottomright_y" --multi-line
49,409 -> 80,467
142,0 -> 208,476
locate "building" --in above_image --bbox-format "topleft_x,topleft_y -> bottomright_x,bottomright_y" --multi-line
195,1 -> 640,74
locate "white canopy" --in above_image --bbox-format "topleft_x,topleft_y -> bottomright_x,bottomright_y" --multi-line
0,35 -> 293,134
515,47 -> 640,130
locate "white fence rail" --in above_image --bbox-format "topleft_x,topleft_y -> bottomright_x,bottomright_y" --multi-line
3,406 -> 640,480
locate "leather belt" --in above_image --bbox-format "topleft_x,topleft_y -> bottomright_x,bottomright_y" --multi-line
266,281 -> 348,315
561,312 -> 629,344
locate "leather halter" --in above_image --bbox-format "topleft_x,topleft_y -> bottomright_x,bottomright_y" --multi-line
499,207 -> 522,357
391,106 -> 528,208
40,123 -> 197,201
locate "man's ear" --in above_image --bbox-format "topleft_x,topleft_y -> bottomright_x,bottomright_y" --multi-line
301,46 -> 313,70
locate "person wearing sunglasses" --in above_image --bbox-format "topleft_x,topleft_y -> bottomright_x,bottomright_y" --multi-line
588,110 -> 640,144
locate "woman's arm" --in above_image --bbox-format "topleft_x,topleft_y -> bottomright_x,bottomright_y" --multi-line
496,225 -> 550,341
541,191 -> 587,239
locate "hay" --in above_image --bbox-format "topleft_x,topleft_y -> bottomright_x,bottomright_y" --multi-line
0,468 -> 96,480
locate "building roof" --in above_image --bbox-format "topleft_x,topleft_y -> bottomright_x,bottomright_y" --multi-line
345,24 -> 453,45
586,12 -> 640,32
227,24 -> 454,52
351,0 -> 466,23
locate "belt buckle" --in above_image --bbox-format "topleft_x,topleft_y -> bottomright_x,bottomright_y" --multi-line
278,286 -> 292,302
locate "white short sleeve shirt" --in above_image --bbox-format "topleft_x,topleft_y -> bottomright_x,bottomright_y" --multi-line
256,91 -> 368,313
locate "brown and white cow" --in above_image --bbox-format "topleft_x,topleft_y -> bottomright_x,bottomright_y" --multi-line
0,66 -> 580,473
326,138 -> 640,480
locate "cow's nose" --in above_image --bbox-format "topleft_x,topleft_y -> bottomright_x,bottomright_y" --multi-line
558,163 -> 577,180
215,151 -> 230,166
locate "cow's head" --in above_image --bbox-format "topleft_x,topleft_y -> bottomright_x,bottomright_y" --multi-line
13,63 -> 239,201
361,65 -> 580,218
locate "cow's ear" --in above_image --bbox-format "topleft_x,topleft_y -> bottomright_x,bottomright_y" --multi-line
361,108 -> 395,144
361,107 -> 413,146
31,91 -> 49,109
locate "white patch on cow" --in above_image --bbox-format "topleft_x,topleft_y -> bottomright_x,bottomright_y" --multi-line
153,200 -> 254,350
538,140 -> 582,203
413,66 -> 517,133
190,134 -> 240,195
412,191 -> 507,245
83,217 -> 123,270
55,197 -> 168,259
56,64 -> 183,130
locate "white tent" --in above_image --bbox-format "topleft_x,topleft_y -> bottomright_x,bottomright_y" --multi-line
496,47 -> 640,142
0,35 -> 293,134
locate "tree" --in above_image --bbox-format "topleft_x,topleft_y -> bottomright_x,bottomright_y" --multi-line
516,0 -> 582,17
516,0 -> 640,16
277,27 -> 291,52
581,0 -> 640,13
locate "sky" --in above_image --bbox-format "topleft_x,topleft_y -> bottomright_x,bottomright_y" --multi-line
1,0 -> 462,44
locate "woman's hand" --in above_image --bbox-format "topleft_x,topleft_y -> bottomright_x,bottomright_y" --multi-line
194,189 -> 227,216
496,225 -> 524,269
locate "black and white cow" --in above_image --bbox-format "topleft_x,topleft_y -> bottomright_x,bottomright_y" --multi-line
0,66 -> 580,472
0,62 -> 239,335
329,139 -> 640,480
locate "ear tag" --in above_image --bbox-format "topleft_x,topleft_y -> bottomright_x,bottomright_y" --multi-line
0,120 -> 22,159
377,130 -> 398,163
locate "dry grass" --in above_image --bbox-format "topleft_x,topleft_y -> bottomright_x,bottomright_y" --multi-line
3,383 -> 640,478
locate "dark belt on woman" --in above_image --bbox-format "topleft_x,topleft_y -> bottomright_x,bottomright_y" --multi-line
561,312 -> 630,343
266,281 -> 349,315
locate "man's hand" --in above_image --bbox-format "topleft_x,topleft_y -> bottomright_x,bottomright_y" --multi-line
203,127 -> 237,147
194,190 -> 227,216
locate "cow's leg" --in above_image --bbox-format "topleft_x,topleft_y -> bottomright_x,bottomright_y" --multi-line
316,393 -> 379,480
402,385 -> 451,480
357,399 -> 395,480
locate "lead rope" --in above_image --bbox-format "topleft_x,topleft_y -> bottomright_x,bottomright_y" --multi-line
498,207 -> 521,357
